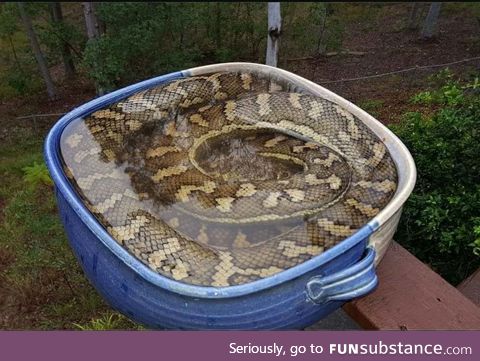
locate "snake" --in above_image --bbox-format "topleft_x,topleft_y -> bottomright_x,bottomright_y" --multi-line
60,71 -> 398,287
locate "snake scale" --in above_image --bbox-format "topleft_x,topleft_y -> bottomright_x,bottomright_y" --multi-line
60,71 -> 398,287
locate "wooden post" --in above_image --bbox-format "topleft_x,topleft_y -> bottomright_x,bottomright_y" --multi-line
266,2 -> 281,67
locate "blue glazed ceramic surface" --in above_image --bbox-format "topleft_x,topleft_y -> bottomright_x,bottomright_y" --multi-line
44,65 -> 389,330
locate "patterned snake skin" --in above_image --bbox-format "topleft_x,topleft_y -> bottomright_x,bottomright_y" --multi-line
60,71 -> 398,287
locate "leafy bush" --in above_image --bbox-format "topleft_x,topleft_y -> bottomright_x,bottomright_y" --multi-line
410,68 -> 480,106
0,2 -> 356,96
37,6 -> 86,71
5,70 -> 30,94
81,2 -> 349,91
22,161 -> 53,190
390,72 -> 480,284
82,34 -> 126,93
83,3 -> 206,92
0,3 -> 44,98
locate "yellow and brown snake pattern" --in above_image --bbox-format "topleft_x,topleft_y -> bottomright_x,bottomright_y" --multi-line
60,71 -> 398,287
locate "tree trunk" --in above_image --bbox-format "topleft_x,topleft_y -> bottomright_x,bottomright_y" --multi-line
246,3 -> 255,58
8,35 -> 22,71
17,2 -> 58,100
82,2 -> 105,95
82,2 -> 102,39
50,2 -> 76,78
316,5 -> 328,55
408,3 -> 421,29
266,2 -> 281,67
215,2 -> 221,49
421,2 -> 442,39
232,3 -> 242,50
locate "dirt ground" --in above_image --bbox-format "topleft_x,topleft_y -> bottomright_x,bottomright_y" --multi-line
288,3 -> 480,122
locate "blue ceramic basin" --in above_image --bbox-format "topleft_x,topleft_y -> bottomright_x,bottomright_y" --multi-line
44,63 -> 416,330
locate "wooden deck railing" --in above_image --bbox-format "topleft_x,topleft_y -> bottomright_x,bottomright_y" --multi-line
343,241 -> 480,330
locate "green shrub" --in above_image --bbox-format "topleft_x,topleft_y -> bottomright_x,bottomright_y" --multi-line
390,73 -> 480,285
5,70 -> 30,94
22,161 -> 53,190
81,2 -> 348,91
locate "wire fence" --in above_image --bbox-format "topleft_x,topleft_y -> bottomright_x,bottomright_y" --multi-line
16,113 -> 66,120
14,56 -> 480,121
317,56 -> 480,84
14,113 -> 66,135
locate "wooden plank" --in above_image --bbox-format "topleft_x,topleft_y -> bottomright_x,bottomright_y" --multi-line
343,241 -> 480,330
457,268 -> 480,307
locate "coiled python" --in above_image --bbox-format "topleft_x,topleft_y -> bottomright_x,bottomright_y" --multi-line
60,71 -> 397,287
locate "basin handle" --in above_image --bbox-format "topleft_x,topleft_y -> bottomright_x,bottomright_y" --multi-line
306,247 -> 378,304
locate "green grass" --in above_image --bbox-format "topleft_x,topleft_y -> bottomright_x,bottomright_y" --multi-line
357,99 -> 384,118
0,127 -> 141,330
74,312 -> 144,331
